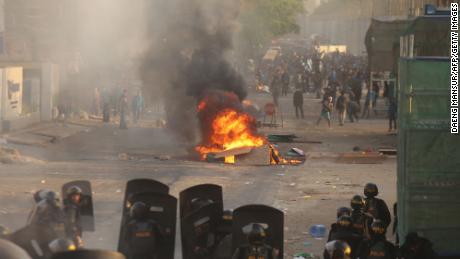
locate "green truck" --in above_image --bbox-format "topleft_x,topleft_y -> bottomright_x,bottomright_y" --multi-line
397,15 -> 460,257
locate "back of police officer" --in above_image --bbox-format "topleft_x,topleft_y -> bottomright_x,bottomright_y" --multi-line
363,183 -> 391,228
328,207 -> 352,242
64,186 -> 84,248
29,191 -> 67,238
350,195 -> 372,238
328,216 -> 362,259
124,202 -> 163,259
324,240 -> 352,259
399,232 -> 436,259
232,223 -> 278,259
356,220 -> 397,259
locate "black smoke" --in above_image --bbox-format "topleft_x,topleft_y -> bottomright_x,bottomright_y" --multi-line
139,0 -> 246,143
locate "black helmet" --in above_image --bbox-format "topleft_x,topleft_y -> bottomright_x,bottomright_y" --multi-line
336,207 -> 351,218
364,183 -> 378,198
0,224 -> 10,237
51,250 -> 125,259
350,195 -> 364,210
130,202 -> 148,219
0,239 -> 32,259
48,238 -> 76,253
247,223 -> 266,246
337,215 -> 353,229
325,240 -> 351,259
371,220 -> 386,235
45,191 -> 60,207
67,186 -> 83,197
33,189 -> 51,203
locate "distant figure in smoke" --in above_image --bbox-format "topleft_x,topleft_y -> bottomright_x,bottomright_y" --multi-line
102,88 -> 111,123
270,69 -> 283,106
293,87 -> 304,119
316,96 -> 333,128
92,88 -> 101,117
119,89 -> 129,129
388,98 -> 397,132
132,89 -> 144,124
281,69 -> 290,96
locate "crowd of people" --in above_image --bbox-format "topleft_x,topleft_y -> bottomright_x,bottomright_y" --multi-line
257,46 -> 398,131
323,183 -> 436,259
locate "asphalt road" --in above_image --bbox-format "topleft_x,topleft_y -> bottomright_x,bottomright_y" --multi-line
0,92 -> 397,258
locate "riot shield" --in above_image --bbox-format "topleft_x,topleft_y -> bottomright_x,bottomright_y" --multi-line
51,250 -> 125,259
118,191 -> 177,259
181,203 -> 223,259
231,205 -> 284,259
122,179 -> 170,214
8,224 -> 59,259
180,184 -> 223,219
62,180 -> 95,232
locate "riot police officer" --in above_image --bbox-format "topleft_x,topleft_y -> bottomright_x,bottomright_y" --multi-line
328,207 -> 352,241
29,191 -> 66,237
363,183 -> 391,227
324,240 -> 352,259
64,186 -> 84,248
232,223 -> 279,259
356,220 -> 397,259
124,201 -> 164,259
327,216 -> 362,258
399,232 -> 436,259
350,195 -> 372,237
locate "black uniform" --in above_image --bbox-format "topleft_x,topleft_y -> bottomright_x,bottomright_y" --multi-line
232,244 -> 277,259
29,198 -> 66,238
64,202 -> 82,245
399,232 -> 436,259
356,237 -> 397,259
125,219 -> 164,259
350,209 -> 372,237
363,197 -> 391,228
326,216 -> 362,259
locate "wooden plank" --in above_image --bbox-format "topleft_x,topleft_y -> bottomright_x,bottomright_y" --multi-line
235,145 -> 271,166
212,146 -> 253,159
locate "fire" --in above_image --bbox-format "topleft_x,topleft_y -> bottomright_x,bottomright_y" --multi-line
195,90 -> 304,165
195,108 -> 266,157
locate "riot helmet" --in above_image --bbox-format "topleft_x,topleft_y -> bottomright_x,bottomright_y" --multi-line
49,238 -> 77,253
247,223 -> 266,246
350,195 -> 365,210
371,220 -> 386,237
325,240 -> 352,259
364,183 -> 378,198
67,186 -> 83,204
129,201 -> 148,219
0,239 -> 32,259
45,191 -> 61,207
67,186 -> 83,197
337,215 -> 353,230
336,207 -> 351,218
33,189 -> 51,203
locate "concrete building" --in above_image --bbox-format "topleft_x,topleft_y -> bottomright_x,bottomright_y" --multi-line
0,0 -> 66,132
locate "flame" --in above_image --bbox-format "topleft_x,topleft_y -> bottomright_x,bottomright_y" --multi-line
196,108 -> 266,158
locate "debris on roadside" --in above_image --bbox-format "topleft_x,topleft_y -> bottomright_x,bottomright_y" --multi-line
268,134 -> 322,144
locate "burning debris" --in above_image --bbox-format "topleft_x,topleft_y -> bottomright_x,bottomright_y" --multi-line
195,91 -> 304,165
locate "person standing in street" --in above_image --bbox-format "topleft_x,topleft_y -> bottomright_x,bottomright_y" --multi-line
316,96 -> 333,128
132,89 -> 144,124
335,91 -> 347,126
388,98 -> 397,132
293,87 -> 304,119
281,69 -> 290,96
270,68 -> 283,107
119,89 -> 129,129
92,88 -> 101,117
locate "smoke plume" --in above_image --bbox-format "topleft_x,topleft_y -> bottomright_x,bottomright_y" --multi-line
140,0 -> 246,144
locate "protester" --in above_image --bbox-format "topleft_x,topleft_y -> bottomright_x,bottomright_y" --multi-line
293,88 -> 304,119
316,96 -> 333,128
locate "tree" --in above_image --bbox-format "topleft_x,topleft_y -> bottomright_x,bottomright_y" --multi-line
237,0 -> 304,59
